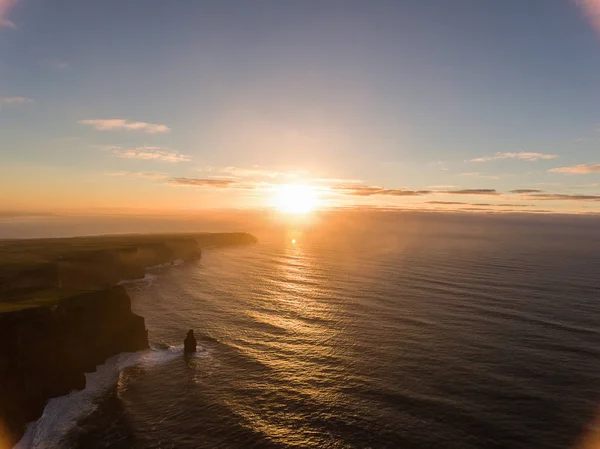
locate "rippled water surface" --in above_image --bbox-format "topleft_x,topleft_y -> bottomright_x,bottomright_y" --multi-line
24,214 -> 600,449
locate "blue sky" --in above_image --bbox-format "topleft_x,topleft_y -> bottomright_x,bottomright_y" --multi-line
2,0 -> 600,213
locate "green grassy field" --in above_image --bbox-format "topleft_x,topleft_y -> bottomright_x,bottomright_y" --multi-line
0,232 -> 257,312
0,288 -> 96,313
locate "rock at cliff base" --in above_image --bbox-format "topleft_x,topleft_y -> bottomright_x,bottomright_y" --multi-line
184,329 -> 197,353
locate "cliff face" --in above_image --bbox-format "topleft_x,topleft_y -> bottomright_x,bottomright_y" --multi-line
0,286 -> 149,446
0,232 -> 258,446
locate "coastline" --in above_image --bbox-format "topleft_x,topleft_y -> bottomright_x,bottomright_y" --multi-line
0,232 -> 258,447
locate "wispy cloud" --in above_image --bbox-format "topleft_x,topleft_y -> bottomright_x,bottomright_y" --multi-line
427,201 -> 533,208
105,171 -> 168,180
522,193 -> 600,201
549,164 -> 600,174
447,189 -> 500,196
99,145 -> 190,163
469,152 -> 558,163
166,177 -> 498,199
80,119 -> 171,134
427,201 -> 465,205
331,185 -> 431,197
0,0 -> 18,28
0,96 -> 33,104
509,189 -> 543,194
168,178 -> 237,187
196,165 -> 315,183
221,166 -> 301,179
460,172 -> 501,180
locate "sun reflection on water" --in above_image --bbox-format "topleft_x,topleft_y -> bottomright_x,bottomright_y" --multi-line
234,236 -> 350,446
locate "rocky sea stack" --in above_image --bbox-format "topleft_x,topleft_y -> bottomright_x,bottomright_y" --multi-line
184,329 -> 197,353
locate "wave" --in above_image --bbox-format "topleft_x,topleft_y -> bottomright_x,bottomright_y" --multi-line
14,345 -> 190,449
148,259 -> 185,271
117,259 -> 187,286
117,273 -> 158,285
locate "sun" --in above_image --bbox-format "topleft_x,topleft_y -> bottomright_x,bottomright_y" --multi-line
274,184 -> 318,214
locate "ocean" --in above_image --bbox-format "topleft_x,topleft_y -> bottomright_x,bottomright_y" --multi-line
12,212 -> 600,449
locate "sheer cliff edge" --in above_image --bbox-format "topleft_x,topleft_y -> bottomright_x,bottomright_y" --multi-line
0,232 -> 257,446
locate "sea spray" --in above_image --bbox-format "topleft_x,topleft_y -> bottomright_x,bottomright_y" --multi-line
14,346 -> 194,449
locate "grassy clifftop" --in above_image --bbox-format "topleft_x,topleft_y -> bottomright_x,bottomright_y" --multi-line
0,232 -> 257,312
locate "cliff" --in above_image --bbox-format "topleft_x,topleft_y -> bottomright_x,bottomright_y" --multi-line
0,286 -> 149,447
0,232 -> 257,310
0,232 -> 258,446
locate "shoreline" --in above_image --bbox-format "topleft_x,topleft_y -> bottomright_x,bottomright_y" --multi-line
0,232 -> 257,447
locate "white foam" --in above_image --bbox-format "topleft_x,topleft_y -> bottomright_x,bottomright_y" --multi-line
117,259 -> 187,286
148,259 -> 185,271
14,346 -> 188,449
117,273 -> 157,286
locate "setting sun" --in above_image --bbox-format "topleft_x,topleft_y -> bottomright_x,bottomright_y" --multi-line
274,184 -> 318,214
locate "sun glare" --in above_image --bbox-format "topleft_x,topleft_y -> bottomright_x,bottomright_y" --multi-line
275,184 -> 318,214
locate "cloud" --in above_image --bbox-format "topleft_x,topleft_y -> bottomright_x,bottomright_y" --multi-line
168,178 -> 237,187
0,0 -> 17,28
427,201 -> 465,205
427,201 -> 533,208
195,166 -> 367,188
428,161 -> 449,171
509,189 -> 543,194
460,172 -> 501,180
0,97 -> 33,104
384,189 -> 432,196
196,165 -> 315,183
221,166 -> 299,179
331,185 -> 430,197
524,193 -> 600,201
548,164 -> 600,174
330,185 -> 386,196
79,119 -> 170,134
329,185 -> 500,198
469,152 -> 558,163
105,171 -> 168,180
99,145 -> 190,163
447,189 -> 500,195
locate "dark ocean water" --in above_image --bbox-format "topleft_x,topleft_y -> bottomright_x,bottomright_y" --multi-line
16,214 -> 600,448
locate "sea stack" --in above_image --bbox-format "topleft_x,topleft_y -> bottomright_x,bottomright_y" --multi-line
184,329 -> 197,353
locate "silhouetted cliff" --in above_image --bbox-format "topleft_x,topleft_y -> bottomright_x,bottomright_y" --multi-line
0,232 -> 258,308
0,232 -> 258,445
0,286 -> 149,446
